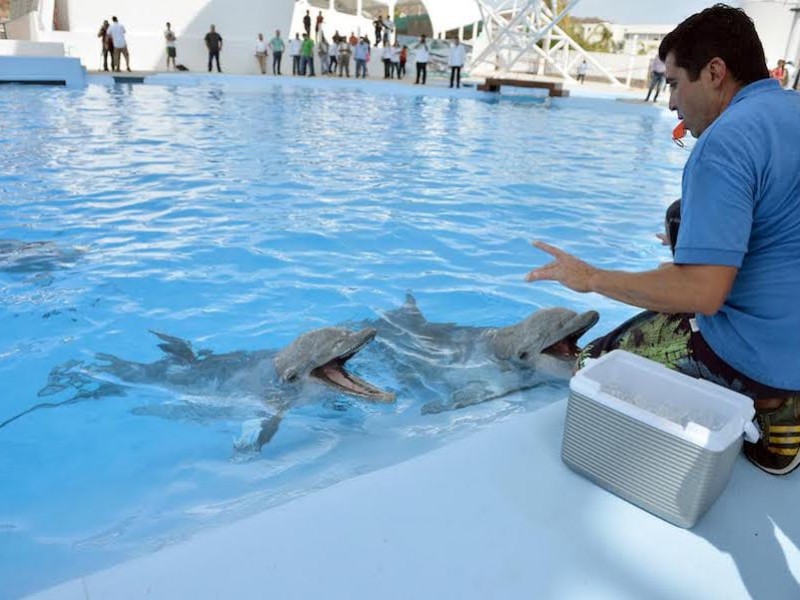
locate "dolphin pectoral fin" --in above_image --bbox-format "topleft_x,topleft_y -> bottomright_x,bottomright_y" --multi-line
421,400 -> 446,415
233,413 -> 284,455
451,382 -> 496,410
421,382 -> 496,415
149,330 -> 198,364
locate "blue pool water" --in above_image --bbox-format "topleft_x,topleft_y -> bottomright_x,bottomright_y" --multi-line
0,79 -> 685,597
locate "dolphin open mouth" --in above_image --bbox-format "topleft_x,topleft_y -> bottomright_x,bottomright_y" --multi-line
310,330 -> 395,403
541,311 -> 600,360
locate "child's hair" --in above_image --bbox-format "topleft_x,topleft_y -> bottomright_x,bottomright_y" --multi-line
665,199 -> 681,257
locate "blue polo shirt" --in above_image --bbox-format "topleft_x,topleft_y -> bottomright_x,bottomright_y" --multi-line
675,78 -> 800,390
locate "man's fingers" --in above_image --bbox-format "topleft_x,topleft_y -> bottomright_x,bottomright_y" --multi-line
532,240 -> 567,259
525,263 -> 559,282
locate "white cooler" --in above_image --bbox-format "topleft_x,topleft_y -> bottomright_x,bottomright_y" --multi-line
562,350 -> 761,528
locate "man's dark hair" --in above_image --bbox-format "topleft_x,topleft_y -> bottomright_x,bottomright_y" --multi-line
659,3 -> 768,84
112,16 -> 118,22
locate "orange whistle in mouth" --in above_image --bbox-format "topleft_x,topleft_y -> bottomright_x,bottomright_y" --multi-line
672,120 -> 686,141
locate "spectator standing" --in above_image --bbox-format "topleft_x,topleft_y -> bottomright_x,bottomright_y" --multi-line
317,33 -> 329,75
348,32 -> 358,46
108,17 -> 130,72
315,11 -> 324,38
448,36 -> 466,88
770,59 -> 789,87
398,45 -> 407,79
255,33 -> 268,74
337,38 -> 352,77
205,25 -> 223,73
644,55 -> 666,101
303,10 -> 311,36
327,34 -> 339,74
382,43 -> 394,79
373,17 -> 383,47
164,22 -> 177,71
300,33 -> 315,76
414,35 -> 429,85
576,59 -> 588,83
382,16 -> 393,46
269,30 -> 285,75
354,37 -> 370,78
97,20 -> 112,72
390,40 -> 401,79
289,33 -> 302,76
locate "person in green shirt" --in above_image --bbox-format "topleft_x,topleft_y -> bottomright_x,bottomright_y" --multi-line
269,29 -> 285,75
300,33 -> 315,76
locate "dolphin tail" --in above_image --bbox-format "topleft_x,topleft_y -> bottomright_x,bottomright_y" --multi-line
233,412 -> 285,455
148,330 -> 199,364
2,381 -> 125,431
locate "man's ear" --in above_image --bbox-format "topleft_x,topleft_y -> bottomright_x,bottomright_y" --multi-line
706,56 -> 729,87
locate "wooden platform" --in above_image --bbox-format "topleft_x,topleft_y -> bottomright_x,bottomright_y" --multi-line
477,77 -> 570,97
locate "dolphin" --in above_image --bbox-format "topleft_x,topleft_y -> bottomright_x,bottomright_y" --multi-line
361,294 -> 599,414
3,327 -> 394,453
0,239 -> 86,274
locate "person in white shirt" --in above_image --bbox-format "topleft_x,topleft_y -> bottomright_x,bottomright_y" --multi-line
390,40 -> 401,79
317,33 -> 329,76
108,16 -> 130,72
289,33 -> 302,76
254,33 -> 268,74
644,55 -> 666,101
576,59 -> 588,84
414,34 -> 429,85
327,35 -> 339,74
381,17 -> 393,46
164,22 -> 177,71
382,43 -> 395,79
448,36 -> 467,88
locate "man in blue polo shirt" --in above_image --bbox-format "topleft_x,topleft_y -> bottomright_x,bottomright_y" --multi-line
525,4 -> 800,476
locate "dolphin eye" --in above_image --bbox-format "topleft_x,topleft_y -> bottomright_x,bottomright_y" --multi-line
518,352 -> 529,361
285,372 -> 298,382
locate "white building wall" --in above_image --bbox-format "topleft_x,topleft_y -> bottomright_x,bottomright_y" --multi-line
34,0 -> 295,74
741,0 -> 800,70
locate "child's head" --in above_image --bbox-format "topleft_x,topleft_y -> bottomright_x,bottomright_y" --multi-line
664,199 -> 681,256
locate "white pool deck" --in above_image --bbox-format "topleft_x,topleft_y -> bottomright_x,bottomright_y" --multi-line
25,398 -> 800,600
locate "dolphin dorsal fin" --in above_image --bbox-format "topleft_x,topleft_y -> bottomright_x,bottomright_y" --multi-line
149,330 -> 198,364
401,293 -> 427,321
381,293 -> 429,330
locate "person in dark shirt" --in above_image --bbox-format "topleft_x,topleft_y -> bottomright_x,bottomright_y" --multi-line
303,10 -> 311,36
204,24 -> 223,72
97,20 -> 113,72
373,16 -> 383,47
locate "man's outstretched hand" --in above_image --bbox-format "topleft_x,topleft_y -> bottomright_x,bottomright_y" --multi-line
524,241 -> 599,293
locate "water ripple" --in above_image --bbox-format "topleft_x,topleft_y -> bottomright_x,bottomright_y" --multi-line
0,81 -> 685,598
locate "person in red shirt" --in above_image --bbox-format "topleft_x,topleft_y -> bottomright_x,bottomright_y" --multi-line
770,59 -> 788,86
398,45 -> 408,79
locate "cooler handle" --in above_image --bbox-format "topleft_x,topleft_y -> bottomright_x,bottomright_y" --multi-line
743,420 -> 761,444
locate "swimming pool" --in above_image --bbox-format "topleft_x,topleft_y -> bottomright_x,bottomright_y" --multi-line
0,78 -> 684,598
